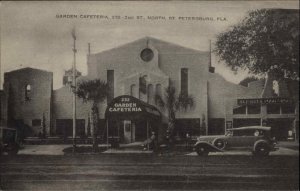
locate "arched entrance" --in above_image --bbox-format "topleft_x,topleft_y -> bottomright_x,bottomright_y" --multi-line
105,95 -> 162,149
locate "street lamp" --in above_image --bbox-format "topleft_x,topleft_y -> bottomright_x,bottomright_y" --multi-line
72,27 -> 77,153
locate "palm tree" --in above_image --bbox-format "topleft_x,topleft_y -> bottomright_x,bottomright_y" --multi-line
75,79 -> 109,152
155,86 -> 194,138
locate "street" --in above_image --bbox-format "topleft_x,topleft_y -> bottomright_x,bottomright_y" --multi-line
0,153 -> 299,190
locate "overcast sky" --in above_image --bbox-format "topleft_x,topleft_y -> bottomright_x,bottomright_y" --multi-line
1,1 -> 298,89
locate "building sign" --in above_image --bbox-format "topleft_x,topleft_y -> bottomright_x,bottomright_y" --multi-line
105,95 -> 161,121
237,98 -> 293,105
108,97 -> 142,112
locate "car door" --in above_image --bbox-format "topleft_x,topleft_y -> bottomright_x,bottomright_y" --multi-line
227,129 -> 255,150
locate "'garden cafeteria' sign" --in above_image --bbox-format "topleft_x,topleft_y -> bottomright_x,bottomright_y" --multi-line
108,97 -> 142,112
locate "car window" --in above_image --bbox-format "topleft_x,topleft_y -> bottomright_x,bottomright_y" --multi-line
233,129 -> 255,136
232,129 -> 267,137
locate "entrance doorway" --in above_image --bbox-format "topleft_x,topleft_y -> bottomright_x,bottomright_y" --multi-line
105,95 -> 162,148
123,120 -> 135,143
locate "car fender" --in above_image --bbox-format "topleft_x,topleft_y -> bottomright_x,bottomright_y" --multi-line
194,141 -> 224,152
253,140 -> 269,151
212,138 -> 227,150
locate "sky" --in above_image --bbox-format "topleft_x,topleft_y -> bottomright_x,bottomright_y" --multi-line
0,1 -> 299,89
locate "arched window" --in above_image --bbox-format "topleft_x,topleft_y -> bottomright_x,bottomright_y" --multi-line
155,84 -> 162,97
155,84 -> 162,105
130,84 -> 137,98
147,84 -> 154,104
25,84 -> 31,101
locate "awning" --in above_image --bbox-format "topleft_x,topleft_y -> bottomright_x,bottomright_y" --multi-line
105,95 -> 161,121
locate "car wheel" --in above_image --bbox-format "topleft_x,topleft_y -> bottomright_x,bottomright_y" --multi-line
213,139 -> 226,150
254,143 -> 270,156
7,149 -> 18,155
6,144 -> 19,156
196,145 -> 209,156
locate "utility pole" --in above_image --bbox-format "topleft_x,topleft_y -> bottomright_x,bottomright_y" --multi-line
72,27 -> 77,152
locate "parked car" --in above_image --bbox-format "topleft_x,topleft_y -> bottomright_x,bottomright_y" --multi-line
0,126 -> 20,155
194,126 -> 278,156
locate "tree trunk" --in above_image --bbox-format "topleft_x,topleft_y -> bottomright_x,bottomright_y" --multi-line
91,104 -> 99,152
168,109 -> 175,136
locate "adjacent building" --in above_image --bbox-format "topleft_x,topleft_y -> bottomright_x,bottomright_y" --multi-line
0,37 -> 298,142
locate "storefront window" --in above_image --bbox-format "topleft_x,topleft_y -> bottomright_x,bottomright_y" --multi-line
267,104 -> 280,114
247,105 -> 261,114
174,118 -> 200,138
281,104 -> 295,114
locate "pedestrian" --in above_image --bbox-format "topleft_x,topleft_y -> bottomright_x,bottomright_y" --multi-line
186,132 -> 190,149
150,131 -> 156,151
165,130 -> 173,151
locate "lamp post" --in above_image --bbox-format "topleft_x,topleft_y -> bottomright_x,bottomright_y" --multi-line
72,28 -> 77,152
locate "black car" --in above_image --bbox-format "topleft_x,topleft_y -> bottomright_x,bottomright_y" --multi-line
0,126 -> 20,155
194,126 -> 278,156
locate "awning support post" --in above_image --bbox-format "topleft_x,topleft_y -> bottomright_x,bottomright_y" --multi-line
106,120 -> 109,150
147,120 -> 149,151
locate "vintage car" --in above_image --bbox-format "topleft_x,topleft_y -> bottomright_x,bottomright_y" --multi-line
194,126 -> 278,156
0,126 -> 20,155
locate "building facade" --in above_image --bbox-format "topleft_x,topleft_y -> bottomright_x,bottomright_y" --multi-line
0,37 -> 298,141
1,68 -> 53,136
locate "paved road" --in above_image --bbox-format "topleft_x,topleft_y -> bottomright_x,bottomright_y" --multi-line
0,154 -> 299,190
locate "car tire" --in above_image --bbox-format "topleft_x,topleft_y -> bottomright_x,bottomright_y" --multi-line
213,139 -> 226,150
254,143 -> 270,157
6,143 -> 19,156
196,145 -> 209,156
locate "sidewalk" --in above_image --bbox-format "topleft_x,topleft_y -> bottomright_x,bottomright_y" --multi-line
17,143 -> 151,155
277,141 -> 299,150
15,141 -> 299,156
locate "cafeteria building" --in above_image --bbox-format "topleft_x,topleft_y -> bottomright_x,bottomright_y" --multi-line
0,37 -> 298,142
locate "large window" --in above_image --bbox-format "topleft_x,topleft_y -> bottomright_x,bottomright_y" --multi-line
267,104 -> 281,114
233,118 -> 261,128
181,68 -> 188,95
56,119 -> 85,137
281,104 -> 295,114
233,105 -> 261,115
247,105 -> 261,114
174,118 -> 200,138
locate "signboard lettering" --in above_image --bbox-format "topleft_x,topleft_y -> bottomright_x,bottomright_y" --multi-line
237,98 -> 293,105
108,98 -> 142,112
